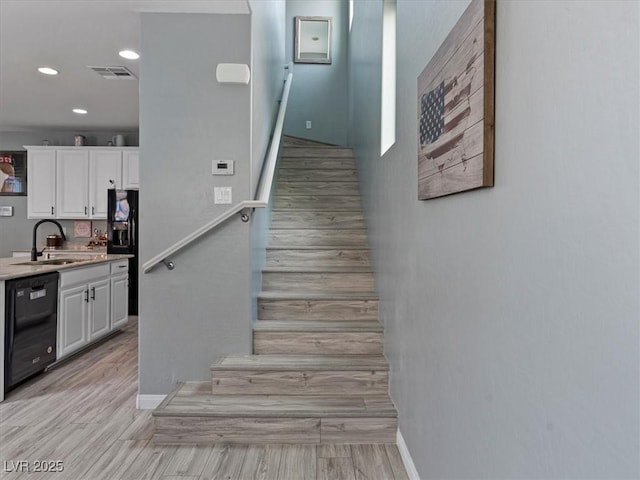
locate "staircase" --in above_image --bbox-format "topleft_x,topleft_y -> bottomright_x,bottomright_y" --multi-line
153,139 -> 397,445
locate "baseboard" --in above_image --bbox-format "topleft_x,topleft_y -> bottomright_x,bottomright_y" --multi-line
136,394 -> 166,410
397,429 -> 421,480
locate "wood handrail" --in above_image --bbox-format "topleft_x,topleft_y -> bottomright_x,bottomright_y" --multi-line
142,71 -> 293,273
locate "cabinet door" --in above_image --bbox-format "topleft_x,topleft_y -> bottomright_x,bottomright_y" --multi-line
89,150 -> 122,219
56,150 -> 89,218
88,278 -> 110,340
27,149 -> 56,218
122,150 -> 139,189
111,273 -> 129,329
58,284 -> 89,358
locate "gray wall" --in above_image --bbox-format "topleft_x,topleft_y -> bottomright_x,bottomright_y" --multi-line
249,0 -> 286,195
349,0 -> 639,478
139,13 -> 253,394
0,130 -> 135,257
249,0 -> 286,325
283,0 -> 348,145
138,5 -> 286,394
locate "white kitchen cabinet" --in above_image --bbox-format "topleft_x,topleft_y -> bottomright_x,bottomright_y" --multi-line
27,149 -> 56,218
25,146 -> 138,219
122,150 -> 139,189
58,263 -> 111,360
56,149 -> 89,219
110,259 -> 129,329
89,150 -> 122,218
88,277 -> 111,341
58,284 -> 89,358
111,274 -> 129,329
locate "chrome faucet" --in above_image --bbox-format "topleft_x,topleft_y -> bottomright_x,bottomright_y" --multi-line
31,220 -> 66,261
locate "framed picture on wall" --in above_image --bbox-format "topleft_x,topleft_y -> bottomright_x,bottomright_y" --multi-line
0,151 -> 27,196
417,0 -> 496,200
295,16 -> 332,64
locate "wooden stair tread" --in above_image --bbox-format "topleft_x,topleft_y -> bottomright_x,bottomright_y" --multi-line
258,292 -> 378,300
211,354 -> 389,371
270,227 -> 367,231
253,320 -> 383,332
275,194 -> 361,197
154,383 -> 396,418
262,266 -> 373,273
266,245 -> 370,251
271,208 -> 363,213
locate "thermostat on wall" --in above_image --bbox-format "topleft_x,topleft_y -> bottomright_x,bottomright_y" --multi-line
212,160 -> 234,175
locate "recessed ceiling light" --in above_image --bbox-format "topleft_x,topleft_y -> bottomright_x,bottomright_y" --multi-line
38,67 -> 59,75
118,50 -> 139,60
72,108 -> 88,115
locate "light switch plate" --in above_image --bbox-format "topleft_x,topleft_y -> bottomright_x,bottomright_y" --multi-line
214,187 -> 232,204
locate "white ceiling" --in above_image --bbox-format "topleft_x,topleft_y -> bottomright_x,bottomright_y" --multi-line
0,0 -> 250,132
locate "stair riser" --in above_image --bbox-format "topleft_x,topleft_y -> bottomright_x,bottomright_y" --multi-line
279,159 -> 356,170
274,195 -> 361,210
262,272 -> 375,293
277,182 -> 360,196
254,332 -> 383,355
269,230 -> 368,247
154,416 -> 396,445
154,416 -> 320,445
282,148 -> 353,158
211,370 -> 389,396
266,250 -> 371,268
271,211 -> 365,229
278,169 -> 358,182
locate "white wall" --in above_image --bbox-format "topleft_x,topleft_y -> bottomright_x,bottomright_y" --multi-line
349,0 -> 639,478
284,0 -> 348,145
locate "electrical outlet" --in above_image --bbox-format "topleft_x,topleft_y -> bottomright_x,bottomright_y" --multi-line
306,120 -> 312,129
214,187 -> 232,204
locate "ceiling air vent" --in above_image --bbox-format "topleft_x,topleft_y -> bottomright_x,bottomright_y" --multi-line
87,66 -> 137,80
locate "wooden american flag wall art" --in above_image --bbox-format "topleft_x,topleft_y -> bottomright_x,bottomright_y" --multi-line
417,0 -> 496,200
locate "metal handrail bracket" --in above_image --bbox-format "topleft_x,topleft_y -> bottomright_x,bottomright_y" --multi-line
142,71 -> 293,273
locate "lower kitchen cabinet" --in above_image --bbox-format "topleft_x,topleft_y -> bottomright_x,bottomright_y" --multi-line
88,278 -> 110,341
58,284 -> 90,358
111,273 -> 129,330
57,261 -> 129,360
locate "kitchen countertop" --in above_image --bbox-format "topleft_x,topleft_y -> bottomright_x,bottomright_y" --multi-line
0,254 -> 133,281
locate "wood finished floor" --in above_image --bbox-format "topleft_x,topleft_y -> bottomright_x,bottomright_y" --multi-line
0,319 -> 408,480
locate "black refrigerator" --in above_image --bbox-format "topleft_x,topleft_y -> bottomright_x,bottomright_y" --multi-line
107,190 -> 138,315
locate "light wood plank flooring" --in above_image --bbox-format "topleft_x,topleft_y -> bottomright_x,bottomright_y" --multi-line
0,319 -> 408,479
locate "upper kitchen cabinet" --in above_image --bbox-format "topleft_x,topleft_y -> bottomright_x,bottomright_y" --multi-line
27,149 -> 56,218
89,150 -> 122,218
56,149 -> 89,219
122,150 -> 139,189
26,146 -> 139,219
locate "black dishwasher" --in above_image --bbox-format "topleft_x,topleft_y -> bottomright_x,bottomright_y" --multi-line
5,271 -> 59,392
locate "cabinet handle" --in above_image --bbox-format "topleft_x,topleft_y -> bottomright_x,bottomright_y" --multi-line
84,206 -> 88,215
91,206 -> 95,215
84,290 -> 89,303
51,206 -> 54,215
90,287 -> 96,300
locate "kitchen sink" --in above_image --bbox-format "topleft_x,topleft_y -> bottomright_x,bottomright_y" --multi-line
15,258 -> 85,266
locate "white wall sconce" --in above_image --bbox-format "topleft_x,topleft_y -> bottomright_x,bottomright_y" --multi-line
216,63 -> 251,84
